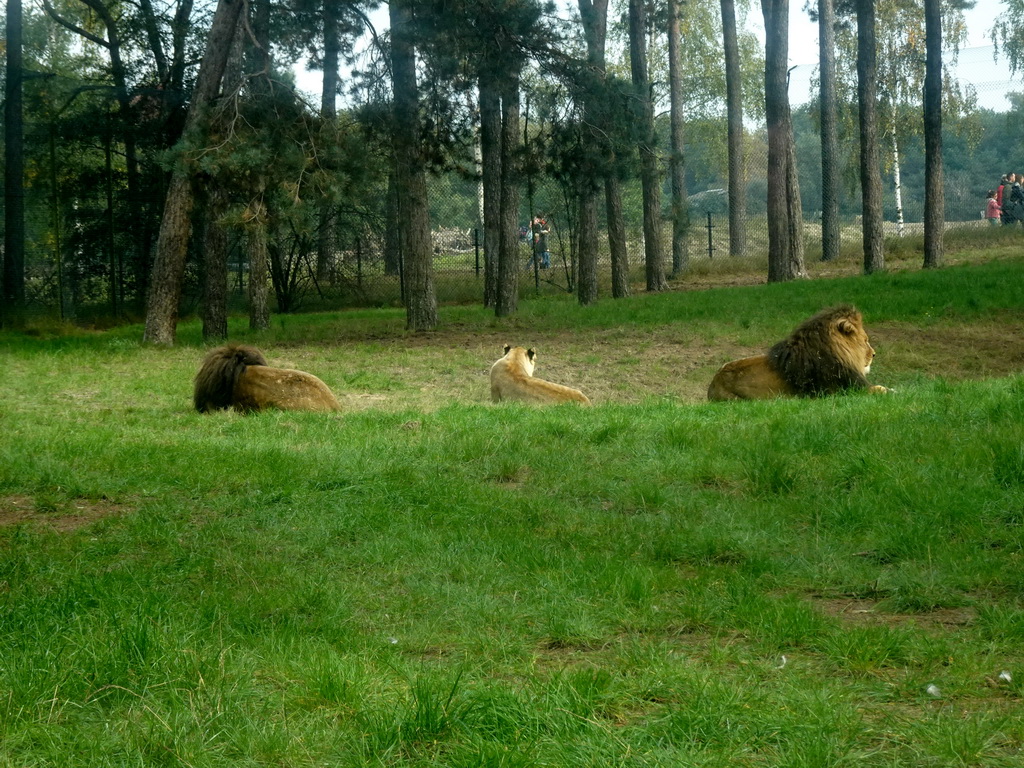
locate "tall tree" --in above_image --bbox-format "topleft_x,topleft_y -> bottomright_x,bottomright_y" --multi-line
43,0 -> 149,306
762,0 -> 806,282
576,0 -> 607,305
495,66 -> 522,317
667,0 -> 689,276
390,0 -> 438,331
143,0 -> 246,345
316,0 -> 341,284
479,72 -> 501,309
923,0 -> 943,268
200,16 -> 244,342
818,0 -> 840,262
3,0 -> 26,328
628,0 -> 668,292
720,0 -> 746,258
856,0 -> 884,274
578,0 -> 630,299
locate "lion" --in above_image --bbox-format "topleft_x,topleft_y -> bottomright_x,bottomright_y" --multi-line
193,344 -> 342,413
490,345 -> 591,405
707,304 -> 890,400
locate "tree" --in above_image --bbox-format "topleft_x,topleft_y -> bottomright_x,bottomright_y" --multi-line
818,0 -> 840,262
42,0 -> 155,307
3,0 -> 26,328
720,0 -> 746,258
923,0 -> 944,269
390,0 -> 438,331
667,0 -> 689,276
578,0 -> 630,299
856,0 -> 884,274
479,72 -> 501,308
576,0 -> 607,306
317,0 -> 341,284
827,0 -> 972,239
199,19 -> 244,342
762,0 -> 806,282
628,0 -> 668,292
143,0 -> 246,345
495,66 -> 522,317
994,0 -> 1024,73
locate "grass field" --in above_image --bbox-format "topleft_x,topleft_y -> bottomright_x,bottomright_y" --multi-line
1,250 -> 1023,766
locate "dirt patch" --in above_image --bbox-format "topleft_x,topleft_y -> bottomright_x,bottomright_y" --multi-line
814,596 -> 975,630
317,316 -> 1023,412
0,495 -> 128,533
874,319 -> 1024,380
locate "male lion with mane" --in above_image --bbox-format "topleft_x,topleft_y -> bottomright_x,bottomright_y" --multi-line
194,344 -> 342,413
707,304 -> 889,400
490,345 -> 591,405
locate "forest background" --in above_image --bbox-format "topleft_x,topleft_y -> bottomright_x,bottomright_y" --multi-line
3,0 -> 1024,336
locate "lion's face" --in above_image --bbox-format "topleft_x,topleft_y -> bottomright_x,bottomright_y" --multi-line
834,315 -> 875,375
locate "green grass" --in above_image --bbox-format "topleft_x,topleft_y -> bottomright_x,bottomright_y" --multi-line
1,255 -> 1024,765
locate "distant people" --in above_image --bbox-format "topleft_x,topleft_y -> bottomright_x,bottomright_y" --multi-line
986,190 -> 1001,226
997,175 -> 1007,210
1004,174 -> 1024,226
529,215 -> 550,270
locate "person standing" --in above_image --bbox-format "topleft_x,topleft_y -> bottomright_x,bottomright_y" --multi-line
986,190 -> 1001,226
1005,174 -> 1024,226
530,215 -> 550,269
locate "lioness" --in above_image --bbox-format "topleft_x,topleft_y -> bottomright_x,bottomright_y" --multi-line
490,345 -> 591,405
708,305 -> 890,400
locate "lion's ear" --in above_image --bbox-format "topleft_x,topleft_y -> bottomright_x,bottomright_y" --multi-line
503,344 -> 511,355
527,348 -> 536,362
836,319 -> 856,335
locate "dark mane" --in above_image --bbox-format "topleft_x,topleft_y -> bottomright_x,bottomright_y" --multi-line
193,344 -> 268,412
766,304 -> 870,396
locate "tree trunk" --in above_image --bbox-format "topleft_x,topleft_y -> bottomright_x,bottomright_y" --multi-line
247,197 -> 270,331
317,0 -> 340,284
856,0 -> 885,274
199,17 -> 243,341
479,73 -> 501,308
923,0 -> 944,268
603,178 -> 629,297
390,0 -> 437,331
143,0 -> 245,345
496,68 -> 521,317
818,0 -> 840,262
762,0 -> 806,282
628,0 -> 667,292
201,188 -> 229,341
576,0 -> 606,305
577,189 -> 599,305
3,0 -> 25,328
667,0 -> 689,276
891,129 -> 904,236
579,0 -> 628,298
721,0 -> 746,258
384,170 -> 401,276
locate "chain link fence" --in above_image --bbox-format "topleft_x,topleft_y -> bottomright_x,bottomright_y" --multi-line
5,45 -> 1019,322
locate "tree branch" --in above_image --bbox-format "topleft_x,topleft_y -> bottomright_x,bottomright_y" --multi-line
41,0 -> 109,48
